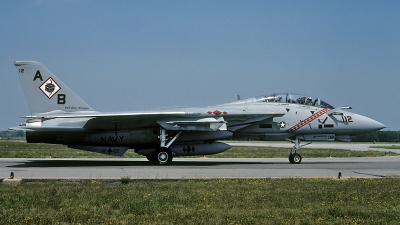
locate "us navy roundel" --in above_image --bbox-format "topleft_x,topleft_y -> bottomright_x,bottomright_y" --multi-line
39,77 -> 61,99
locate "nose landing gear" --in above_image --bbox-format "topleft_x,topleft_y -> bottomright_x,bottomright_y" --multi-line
287,138 -> 311,164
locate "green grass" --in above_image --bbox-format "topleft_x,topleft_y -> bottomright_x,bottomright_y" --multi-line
1,178 -> 400,224
0,141 -> 142,158
0,140 -> 398,158
208,146 -> 398,158
370,145 -> 400,150
2,141 -> 399,224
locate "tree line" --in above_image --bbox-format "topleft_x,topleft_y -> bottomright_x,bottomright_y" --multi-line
354,130 -> 400,142
0,130 -> 25,139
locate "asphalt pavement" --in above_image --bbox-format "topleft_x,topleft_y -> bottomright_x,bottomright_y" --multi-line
2,142 -> 399,180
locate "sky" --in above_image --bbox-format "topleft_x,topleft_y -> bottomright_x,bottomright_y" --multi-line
1,0 -> 399,130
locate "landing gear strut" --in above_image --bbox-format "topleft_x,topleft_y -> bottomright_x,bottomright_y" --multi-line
287,138 -> 311,164
147,128 -> 181,165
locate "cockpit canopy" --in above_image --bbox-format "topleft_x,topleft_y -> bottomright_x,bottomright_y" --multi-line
256,93 -> 334,109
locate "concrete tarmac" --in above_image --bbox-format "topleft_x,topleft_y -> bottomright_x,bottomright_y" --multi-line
1,142 -> 399,180
1,156 -> 399,180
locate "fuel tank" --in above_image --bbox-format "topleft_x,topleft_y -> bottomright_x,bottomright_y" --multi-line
136,141 -> 231,156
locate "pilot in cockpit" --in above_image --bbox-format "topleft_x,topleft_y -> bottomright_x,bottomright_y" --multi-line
297,96 -> 313,105
296,97 -> 305,104
305,97 -> 313,105
265,94 -> 282,102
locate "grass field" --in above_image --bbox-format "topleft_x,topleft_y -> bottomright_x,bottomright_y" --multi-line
0,140 -> 398,158
370,145 -> 400,150
1,141 -> 400,224
1,178 -> 400,224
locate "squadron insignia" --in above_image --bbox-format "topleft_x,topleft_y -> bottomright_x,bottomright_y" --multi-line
39,77 -> 61,99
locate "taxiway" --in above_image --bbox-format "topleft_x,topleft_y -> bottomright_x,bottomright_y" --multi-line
1,156 -> 399,180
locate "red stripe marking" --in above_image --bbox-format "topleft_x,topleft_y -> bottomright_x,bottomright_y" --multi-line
287,108 -> 329,132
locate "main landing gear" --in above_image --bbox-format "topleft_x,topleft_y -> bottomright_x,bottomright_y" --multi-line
147,128 -> 181,165
146,147 -> 173,165
287,138 -> 311,164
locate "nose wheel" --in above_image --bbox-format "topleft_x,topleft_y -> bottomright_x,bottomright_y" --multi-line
287,137 -> 311,164
289,153 -> 302,164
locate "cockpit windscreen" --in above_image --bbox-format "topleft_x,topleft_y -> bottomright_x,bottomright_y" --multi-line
256,93 -> 334,109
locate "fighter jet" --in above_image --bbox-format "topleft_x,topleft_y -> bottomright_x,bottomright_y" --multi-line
11,61 -> 385,164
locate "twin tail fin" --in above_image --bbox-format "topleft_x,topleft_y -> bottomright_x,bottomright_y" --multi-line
14,61 -> 93,115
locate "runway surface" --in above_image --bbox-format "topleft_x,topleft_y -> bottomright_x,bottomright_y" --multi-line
1,142 -> 399,180
1,156 -> 400,180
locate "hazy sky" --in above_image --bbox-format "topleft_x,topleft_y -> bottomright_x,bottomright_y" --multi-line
1,0 -> 399,130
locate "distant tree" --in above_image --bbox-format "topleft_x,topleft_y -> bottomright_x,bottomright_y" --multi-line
0,130 -> 26,138
17,130 -> 25,137
355,131 -> 400,142
377,131 -> 399,142
354,132 -> 378,142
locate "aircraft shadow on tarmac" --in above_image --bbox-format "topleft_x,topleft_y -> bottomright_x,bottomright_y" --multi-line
7,159 -> 356,168
7,159 -> 274,168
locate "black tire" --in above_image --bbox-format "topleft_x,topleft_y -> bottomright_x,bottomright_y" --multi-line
288,154 -> 294,163
154,148 -> 173,165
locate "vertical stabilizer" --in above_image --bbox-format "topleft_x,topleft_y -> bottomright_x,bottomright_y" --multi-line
14,61 -> 94,115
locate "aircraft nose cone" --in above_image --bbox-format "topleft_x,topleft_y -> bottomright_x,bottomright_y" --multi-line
356,114 -> 386,133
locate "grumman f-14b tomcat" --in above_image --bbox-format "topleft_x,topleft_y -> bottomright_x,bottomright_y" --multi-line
10,61 -> 386,165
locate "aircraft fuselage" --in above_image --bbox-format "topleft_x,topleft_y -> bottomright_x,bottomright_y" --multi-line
12,61 -> 385,164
